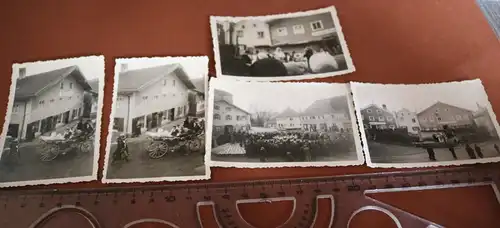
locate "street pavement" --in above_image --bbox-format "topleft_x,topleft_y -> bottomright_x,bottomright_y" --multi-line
211,143 -> 358,163
0,140 -> 95,183
368,140 -> 500,163
106,136 -> 206,179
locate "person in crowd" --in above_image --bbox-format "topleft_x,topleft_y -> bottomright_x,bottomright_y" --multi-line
249,58 -> 288,77
303,46 -> 315,71
309,51 -> 339,73
76,119 -> 85,131
241,49 -> 253,66
170,126 -> 180,137
426,147 -> 436,161
465,144 -> 477,159
259,146 -> 268,162
474,144 -> 484,158
494,144 -> 500,154
448,146 -> 457,159
274,47 -> 286,61
183,117 -> 192,129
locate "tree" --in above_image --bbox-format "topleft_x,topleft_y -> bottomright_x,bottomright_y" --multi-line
249,105 -> 273,127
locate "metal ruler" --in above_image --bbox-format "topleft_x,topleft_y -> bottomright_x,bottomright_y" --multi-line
0,164 -> 499,228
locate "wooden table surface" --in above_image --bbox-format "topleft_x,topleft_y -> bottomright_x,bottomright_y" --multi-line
1,0 -> 500,227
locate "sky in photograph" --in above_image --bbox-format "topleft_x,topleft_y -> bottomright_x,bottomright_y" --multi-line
215,81 -> 349,114
14,56 -> 104,81
117,57 -> 207,80
353,80 -> 491,113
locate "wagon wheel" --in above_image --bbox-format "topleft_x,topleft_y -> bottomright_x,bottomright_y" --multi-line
188,138 -> 201,152
79,141 -> 92,153
39,144 -> 58,162
148,142 -> 168,159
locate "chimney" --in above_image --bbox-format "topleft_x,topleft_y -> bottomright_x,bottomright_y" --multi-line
120,64 -> 128,72
382,104 -> 387,110
18,67 -> 26,79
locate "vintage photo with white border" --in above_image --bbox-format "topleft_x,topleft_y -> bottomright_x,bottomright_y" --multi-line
207,78 -> 364,168
103,56 -> 210,183
351,79 -> 500,168
210,6 -> 355,81
0,56 -> 104,187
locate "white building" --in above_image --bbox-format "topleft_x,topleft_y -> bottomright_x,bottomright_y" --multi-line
212,100 -> 251,134
276,107 -> 302,130
394,108 -> 421,135
231,20 -> 272,48
300,96 -> 351,132
114,64 -> 196,134
9,66 -> 91,140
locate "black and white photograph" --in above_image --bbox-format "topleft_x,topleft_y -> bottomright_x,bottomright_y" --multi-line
207,78 -> 363,168
210,6 -> 355,81
352,79 -> 500,168
0,56 -> 104,187
103,56 -> 209,183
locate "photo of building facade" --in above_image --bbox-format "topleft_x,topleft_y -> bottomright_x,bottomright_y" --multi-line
0,56 -> 104,186
105,57 -> 208,182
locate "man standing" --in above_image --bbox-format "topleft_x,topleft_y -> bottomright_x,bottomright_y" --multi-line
465,144 -> 477,159
448,147 -> 457,159
474,144 -> 484,158
426,147 -> 436,161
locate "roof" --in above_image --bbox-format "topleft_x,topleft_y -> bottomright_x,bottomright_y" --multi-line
215,100 -> 250,115
276,107 -> 300,118
214,89 -> 232,99
417,102 -> 472,116
302,96 -> 348,116
190,77 -> 205,94
15,66 -> 92,101
87,79 -> 99,94
362,104 -> 393,115
118,64 -> 195,93
266,118 -> 277,124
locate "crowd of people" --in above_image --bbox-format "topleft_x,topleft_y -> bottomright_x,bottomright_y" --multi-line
238,44 -> 342,77
63,119 -> 95,140
168,117 -> 205,138
227,131 -> 342,162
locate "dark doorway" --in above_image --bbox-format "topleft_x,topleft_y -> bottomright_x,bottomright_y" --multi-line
113,118 -> 124,132
7,124 -> 19,138
224,125 -> 234,134
169,108 -> 175,121
63,111 -> 70,124
132,116 -> 143,137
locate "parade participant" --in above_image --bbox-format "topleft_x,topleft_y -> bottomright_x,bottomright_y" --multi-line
302,141 -> 312,162
474,144 -> 484,158
465,144 -> 476,159
170,126 -> 180,137
426,147 -> 436,161
495,144 -> 500,154
113,134 -> 130,163
259,146 -> 267,162
448,147 -> 457,159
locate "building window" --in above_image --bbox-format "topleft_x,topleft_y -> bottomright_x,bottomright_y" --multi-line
225,107 -> 232,111
422,117 -> 427,121
376,110 -> 381,113
214,114 -> 220,120
310,20 -> 324,31
369,116 -> 375,121
214,105 -> 220,110
142,96 -> 148,100
154,95 -> 158,100
437,117 -> 442,121
289,118 -> 293,121
276,27 -> 288,36
226,115 -> 232,120
456,115 -> 462,120
69,83 -> 73,89
50,99 -> 54,103
257,31 -> 264,38
429,116 -> 434,122
412,118 -> 416,123
445,108 -> 449,112
378,116 -> 384,121
60,82 -> 64,89
366,109 -> 372,113
241,25 -> 245,29
236,30 -> 244,37
292,24 -> 305,34
253,24 -> 256,27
